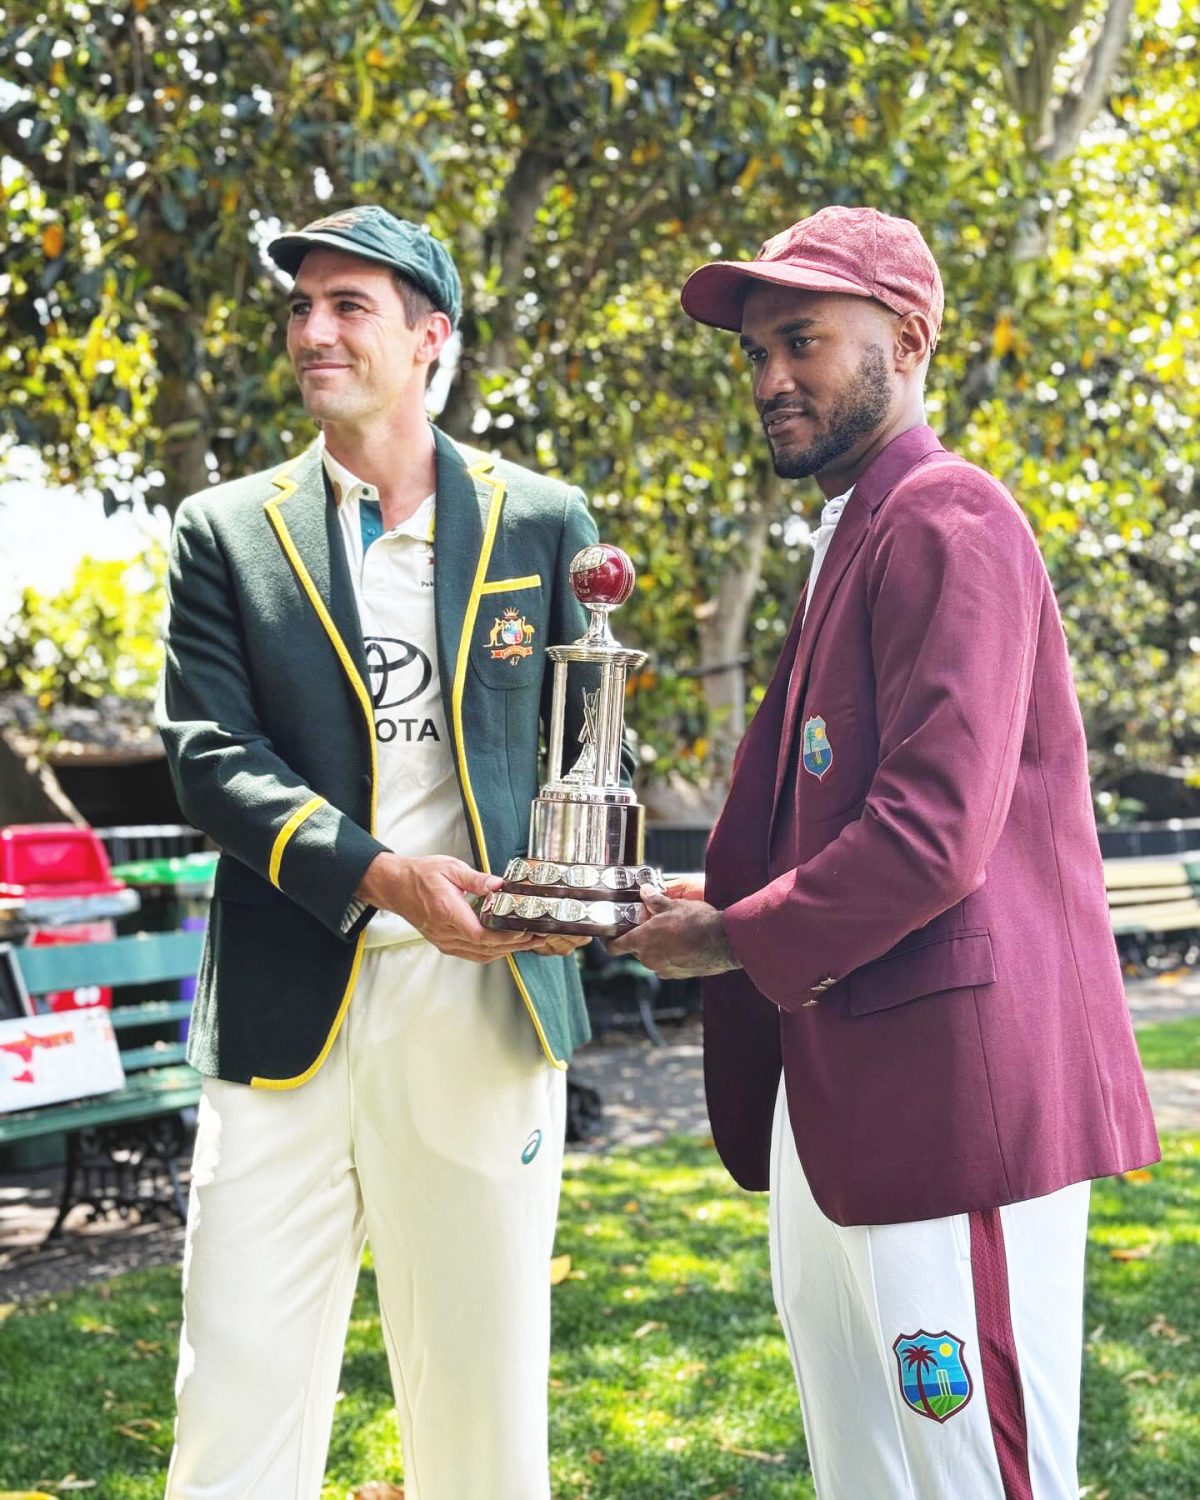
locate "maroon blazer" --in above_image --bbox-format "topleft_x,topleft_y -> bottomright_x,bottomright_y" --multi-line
705,425 -> 1159,1226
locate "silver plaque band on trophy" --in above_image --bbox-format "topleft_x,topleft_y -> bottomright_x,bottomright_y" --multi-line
480,544 -> 665,938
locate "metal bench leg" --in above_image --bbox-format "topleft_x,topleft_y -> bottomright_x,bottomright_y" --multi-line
42,1132 -> 81,1245
164,1155 -> 188,1223
638,975 -> 666,1047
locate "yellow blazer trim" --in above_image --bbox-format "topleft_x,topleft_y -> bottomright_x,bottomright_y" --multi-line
451,456 -> 566,1071
263,459 -> 378,841
257,455 -> 379,1090
269,795 -> 326,888
480,573 -> 542,595
251,931 -> 366,1090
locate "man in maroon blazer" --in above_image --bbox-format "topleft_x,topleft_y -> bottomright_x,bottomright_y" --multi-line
611,207 -> 1159,1499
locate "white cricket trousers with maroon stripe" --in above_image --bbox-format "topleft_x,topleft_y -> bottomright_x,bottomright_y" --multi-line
769,1081 -> 1091,1500
165,942 -> 566,1500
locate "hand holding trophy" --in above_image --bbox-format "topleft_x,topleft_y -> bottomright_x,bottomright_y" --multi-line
480,544 -> 665,938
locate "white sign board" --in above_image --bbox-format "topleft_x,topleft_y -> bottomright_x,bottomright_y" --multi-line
0,1008 -> 126,1113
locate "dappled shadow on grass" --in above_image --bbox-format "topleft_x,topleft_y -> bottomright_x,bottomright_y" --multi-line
2,1135 -> 1197,1499
548,1138 -> 812,1499
1081,1136 -> 1200,1500
0,1264 -> 179,1498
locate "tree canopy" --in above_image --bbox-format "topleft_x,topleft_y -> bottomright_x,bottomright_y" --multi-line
1,0 -> 1196,804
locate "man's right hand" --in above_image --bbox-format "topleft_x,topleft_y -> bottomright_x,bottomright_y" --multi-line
664,873 -> 706,902
356,852 -> 541,964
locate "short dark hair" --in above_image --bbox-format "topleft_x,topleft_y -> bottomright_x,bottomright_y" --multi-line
393,272 -> 436,328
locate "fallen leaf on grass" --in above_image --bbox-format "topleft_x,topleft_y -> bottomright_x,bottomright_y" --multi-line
1147,1315 -> 1190,1345
1122,1369 -> 1175,1386
549,1255 -> 572,1285
632,1320 -> 664,1339
115,1418 -> 162,1441
719,1441 -> 788,1464
1109,1245 -> 1153,1261
1121,1169 -> 1154,1183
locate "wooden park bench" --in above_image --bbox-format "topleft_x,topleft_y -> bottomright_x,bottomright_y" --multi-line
0,929 -> 204,1243
1104,856 -> 1200,967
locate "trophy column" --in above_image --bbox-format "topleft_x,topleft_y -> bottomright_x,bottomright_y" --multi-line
480,544 -> 665,938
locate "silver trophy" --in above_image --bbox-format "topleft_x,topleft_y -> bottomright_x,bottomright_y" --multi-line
480,544 -> 665,938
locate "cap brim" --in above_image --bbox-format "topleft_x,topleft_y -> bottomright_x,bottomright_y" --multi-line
680,260 -> 875,331
266,231 -> 403,279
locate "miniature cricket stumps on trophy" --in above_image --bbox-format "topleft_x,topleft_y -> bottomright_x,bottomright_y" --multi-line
480,544 -> 665,939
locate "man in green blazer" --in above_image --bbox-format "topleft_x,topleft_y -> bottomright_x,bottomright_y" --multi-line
157,206 -> 602,1500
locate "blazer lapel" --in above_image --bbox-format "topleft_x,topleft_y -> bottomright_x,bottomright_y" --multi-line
431,426 -> 508,869
262,442 -> 372,736
769,425 -> 947,824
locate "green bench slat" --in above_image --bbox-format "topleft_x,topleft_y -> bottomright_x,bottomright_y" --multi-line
0,1065 -> 201,1144
119,1041 -> 191,1073
109,999 -> 194,1032
1104,855 -> 1200,941
1110,900 -> 1200,935
1104,859 -> 1190,891
1108,885 -> 1193,907
15,930 -> 205,997
2,932 -> 202,1148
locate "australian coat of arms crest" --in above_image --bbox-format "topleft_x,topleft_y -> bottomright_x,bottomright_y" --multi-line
485,608 -> 535,663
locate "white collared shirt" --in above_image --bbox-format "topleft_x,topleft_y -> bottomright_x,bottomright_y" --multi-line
801,485 -> 854,628
324,444 -> 473,947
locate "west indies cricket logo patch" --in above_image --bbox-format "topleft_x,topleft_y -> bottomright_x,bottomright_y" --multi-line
801,715 -> 833,779
892,1331 -> 973,1423
484,608 -> 535,663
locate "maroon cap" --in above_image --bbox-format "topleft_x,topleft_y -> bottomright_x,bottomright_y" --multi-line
681,206 -> 943,340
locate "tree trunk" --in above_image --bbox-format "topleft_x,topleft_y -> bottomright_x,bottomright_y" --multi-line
440,146 -> 561,441
697,493 -> 774,787
154,374 -> 212,514
953,0 -> 1135,426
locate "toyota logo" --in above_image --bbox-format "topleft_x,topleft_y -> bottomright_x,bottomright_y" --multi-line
365,637 -> 433,709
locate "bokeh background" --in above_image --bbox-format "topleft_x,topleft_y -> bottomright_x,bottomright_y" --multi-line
1,0 -> 1197,820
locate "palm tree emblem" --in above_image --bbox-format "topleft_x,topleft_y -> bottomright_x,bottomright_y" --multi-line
903,1344 -> 940,1421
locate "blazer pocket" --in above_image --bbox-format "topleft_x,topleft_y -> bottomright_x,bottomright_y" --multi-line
213,855 -> 289,908
470,579 -> 546,691
847,930 -> 995,1017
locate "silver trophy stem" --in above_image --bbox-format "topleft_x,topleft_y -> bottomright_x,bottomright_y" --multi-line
547,660 -> 568,784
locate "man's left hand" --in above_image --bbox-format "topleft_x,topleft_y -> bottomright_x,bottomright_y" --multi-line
608,885 -> 741,979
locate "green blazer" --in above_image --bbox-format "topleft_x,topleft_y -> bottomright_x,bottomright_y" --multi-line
157,427 -> 606,1088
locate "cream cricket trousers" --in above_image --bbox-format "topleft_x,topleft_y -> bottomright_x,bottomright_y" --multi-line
165,941 -> 567,1500
769,1080 -> 1091,1500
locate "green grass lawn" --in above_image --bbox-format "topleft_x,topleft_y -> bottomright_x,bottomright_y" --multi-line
1,1136 -> 1197,1499
1135,1015 -> 1200,1071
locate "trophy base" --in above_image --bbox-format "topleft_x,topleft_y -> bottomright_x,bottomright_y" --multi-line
480,858 -> 664,939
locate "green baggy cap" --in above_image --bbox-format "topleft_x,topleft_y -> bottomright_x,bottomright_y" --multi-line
268,205 -> 462,329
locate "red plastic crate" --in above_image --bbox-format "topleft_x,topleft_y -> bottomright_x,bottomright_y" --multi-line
0,824 -> 125,899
